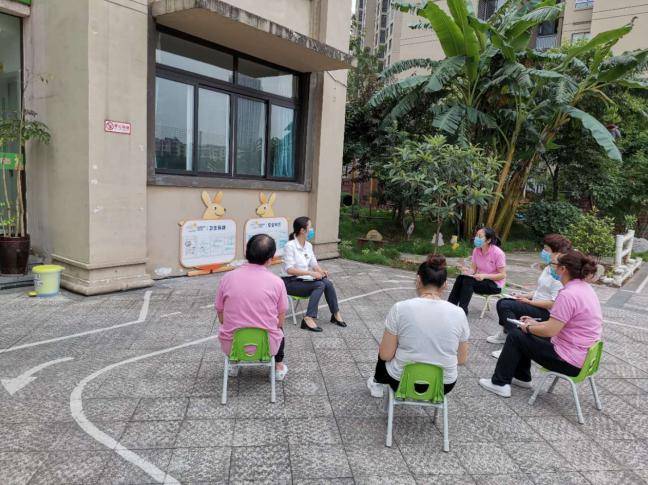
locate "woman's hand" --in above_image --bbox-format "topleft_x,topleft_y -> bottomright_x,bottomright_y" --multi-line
310,271 -> 324,280
473,273 -> 485,281
516,296 -> 532,304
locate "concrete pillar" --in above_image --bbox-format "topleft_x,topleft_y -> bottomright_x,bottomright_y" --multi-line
25,0 -> 152,294
308,0 -> 350,259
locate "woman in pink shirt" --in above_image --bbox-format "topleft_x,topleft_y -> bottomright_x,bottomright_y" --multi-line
479,250 -> 602,398
216,234 -> 289,380
448,227 -> 507,316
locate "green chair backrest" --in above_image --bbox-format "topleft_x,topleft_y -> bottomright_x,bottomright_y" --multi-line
571,340 -> 603,383
395,363 -> 444,404
229,327 -> 271,363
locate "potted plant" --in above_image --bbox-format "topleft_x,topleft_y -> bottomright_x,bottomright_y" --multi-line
0,107 -> 51,275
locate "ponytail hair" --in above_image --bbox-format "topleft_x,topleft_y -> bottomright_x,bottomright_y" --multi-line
481,226 -> 501,247
290,216 -> 310,241
418,254 -> 447,288
557,250 -> 597,280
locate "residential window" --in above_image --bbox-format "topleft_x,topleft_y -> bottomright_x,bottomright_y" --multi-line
575,0 -> 593,10
571,31 -> 591,42
154,30 -> 302,181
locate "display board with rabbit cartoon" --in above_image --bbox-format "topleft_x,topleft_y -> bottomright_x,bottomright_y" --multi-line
178,191 -> 289,275
179,191 -> 236,276
245,192 -> 289,263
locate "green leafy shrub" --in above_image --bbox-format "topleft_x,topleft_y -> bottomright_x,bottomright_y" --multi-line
623,214 -> 637,232
520,200 -> 583,238
564,212 -> 615,258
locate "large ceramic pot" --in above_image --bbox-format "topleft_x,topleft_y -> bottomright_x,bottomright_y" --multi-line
0,234 -> 30,275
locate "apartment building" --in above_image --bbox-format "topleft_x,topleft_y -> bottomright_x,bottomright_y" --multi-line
0,0 -> 352,294
357,0 -> 648,71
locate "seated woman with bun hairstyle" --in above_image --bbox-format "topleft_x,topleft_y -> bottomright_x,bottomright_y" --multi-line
479,250 -> 603,398
367,255 -> 470,398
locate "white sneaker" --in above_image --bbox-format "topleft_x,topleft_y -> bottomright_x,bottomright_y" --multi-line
478,378 -> 511,397
512,378 -> 533,389
486,330 -> 507,344
275,364 -> 288,381
366,377 -> 384,398
491,349 -> 502,359
228,365 -> 239,377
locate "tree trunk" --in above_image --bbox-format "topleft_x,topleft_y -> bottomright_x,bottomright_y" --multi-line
463,205 -> 477,239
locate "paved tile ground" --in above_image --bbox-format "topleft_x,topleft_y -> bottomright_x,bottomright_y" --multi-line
1,257 -> 648,484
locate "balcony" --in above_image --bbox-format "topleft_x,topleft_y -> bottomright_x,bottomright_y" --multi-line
535,34 -> 559,51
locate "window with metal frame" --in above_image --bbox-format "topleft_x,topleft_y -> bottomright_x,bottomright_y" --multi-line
575,0 -> 593,10
154,30 -> 303,182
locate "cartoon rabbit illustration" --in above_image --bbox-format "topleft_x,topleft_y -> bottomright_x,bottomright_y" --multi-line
202,191 -> 226,219
256,192 -> 276,218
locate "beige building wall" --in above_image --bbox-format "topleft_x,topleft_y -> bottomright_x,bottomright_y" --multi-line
591,1 -> 648,53
20,0 -> 351,293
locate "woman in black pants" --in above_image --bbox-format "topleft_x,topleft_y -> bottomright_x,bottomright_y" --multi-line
487,234 -> 572,358
448,227 -> 506,316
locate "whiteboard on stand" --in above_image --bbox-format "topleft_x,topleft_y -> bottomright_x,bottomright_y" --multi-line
244,217 -> 289,257
180,219 -> 237,268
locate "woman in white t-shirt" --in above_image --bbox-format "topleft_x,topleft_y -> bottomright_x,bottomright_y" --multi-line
367,255 -> 470,397
487,234 -> 572,357
282,216 -> 345,333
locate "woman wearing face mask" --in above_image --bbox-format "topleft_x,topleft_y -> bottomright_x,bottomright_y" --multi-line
479,250 -> 602,398
282,216 -> 345,332
487,234 -> 573,358
448,227 -> 507,316
367,255 -> 470,398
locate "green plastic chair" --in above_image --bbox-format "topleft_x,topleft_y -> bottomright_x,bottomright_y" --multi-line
384,363 -> 449,452
528,341 -> 603,424
222,328 -> 275,405
288,295 -> 310,326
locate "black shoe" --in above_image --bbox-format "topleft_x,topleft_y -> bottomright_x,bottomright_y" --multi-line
330,315 -> 347,328
301,319 -> 323,332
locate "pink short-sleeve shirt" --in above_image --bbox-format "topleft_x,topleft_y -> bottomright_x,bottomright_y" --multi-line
550,279 -> 603,368
215,264 -> 288,356
471,245 -> 507,288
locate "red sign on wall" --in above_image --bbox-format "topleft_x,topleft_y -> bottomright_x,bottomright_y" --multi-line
104,120 -> 131,135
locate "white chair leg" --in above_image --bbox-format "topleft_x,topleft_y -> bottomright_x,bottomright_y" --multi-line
442,398 -> 449,452
568,379 -> 585,424
289,297 -> 297,326
547,376 -> 559,394
270,356 -> 276,403
386,388 -> 394,447
480,296 -> 490,319
529,373 -> 551,405
382,387 -> 390,412
589,377 -> 602,411
221,356 -> 229,405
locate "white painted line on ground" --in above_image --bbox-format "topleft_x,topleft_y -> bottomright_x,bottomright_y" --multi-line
70,335 -> 217,485
200,304 -> 212,309
2,357 -> 74,395
289,286 -> 413,319
636,273 -> 648,294
160,312 -> 182,318
0,291 -> 152,355
604,319 -> 648,332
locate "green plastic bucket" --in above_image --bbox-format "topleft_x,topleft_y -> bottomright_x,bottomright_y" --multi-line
32,265 -> 64,297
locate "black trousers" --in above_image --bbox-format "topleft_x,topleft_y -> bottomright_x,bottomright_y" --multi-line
496,298 -> 550,332
283,276 -> 339,318
448,275 -> 501,315
374,357 -> 456,394
275,334 -> 285,363
492,327 -> 581,386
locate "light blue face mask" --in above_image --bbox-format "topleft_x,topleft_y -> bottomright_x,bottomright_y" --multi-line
550,266 -> 561,281
307,228 -> 315,241
540,249 -> 552,264
474,236 -> 484,248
